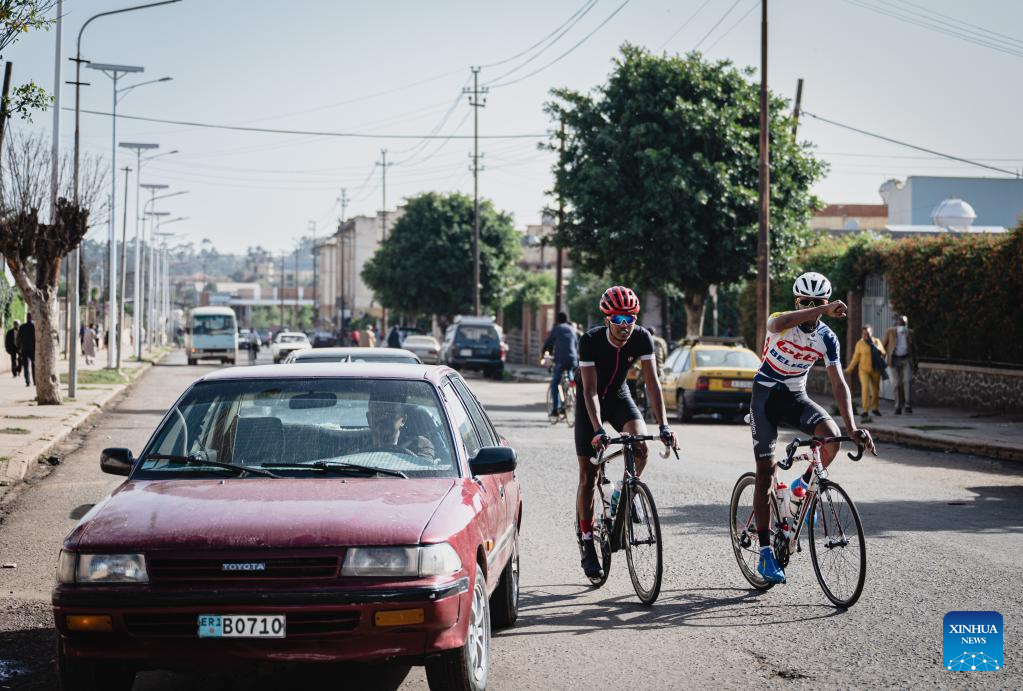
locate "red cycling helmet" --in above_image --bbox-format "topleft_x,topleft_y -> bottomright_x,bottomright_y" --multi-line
599,285 -> 640,315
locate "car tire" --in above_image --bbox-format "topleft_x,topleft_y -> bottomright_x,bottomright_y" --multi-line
676,389 -> 692,422
187,358 -> 196,366
490,532 -> 519,629
425,564 -> 489,691
57,640 -> 135,691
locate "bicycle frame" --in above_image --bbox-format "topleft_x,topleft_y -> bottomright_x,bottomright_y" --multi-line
593,436 -> 672,552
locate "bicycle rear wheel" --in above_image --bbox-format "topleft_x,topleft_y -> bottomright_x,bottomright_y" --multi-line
575,495 -> 611,588
624,480 -> 662,605
546,385 -> 558,424
728,472 -> 773,591
562,378 -> 575,427
808,479 -> 866,608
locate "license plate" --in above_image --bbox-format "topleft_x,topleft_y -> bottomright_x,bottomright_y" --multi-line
198,614 -> 286,638
729,379 -> 753,389
459,348 -> 473,357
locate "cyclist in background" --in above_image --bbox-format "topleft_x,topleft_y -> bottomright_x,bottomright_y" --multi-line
576,286 -> 677,579
541,312 -> 579,416
750,272 -> 876,585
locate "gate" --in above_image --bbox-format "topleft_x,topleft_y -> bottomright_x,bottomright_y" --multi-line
861,273 -> 896,400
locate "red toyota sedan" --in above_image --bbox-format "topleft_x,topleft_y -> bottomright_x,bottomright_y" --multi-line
52,364 -> 521,691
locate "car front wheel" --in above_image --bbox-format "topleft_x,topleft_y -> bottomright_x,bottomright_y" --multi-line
676,389 -> 692,422
425,563 -> 490,691
491,532 -> 519,629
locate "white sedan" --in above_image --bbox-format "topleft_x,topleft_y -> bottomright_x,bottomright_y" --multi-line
402,335 -> 442,364
270,332 -> 311,363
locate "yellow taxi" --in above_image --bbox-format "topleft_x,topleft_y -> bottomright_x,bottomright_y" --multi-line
659,338 -> 760,422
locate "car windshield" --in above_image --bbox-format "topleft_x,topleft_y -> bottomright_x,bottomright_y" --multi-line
192,314 -> 235,336
280,335 -> 307,343
137,378 -> 458,479
455,326 -> 498,345
694,349 -> 760,369
294,355 -> 419,364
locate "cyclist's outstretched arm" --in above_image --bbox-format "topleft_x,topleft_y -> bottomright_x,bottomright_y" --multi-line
578,364 -> 604,433
768,301 -> 847,333
640,358 -> 668,427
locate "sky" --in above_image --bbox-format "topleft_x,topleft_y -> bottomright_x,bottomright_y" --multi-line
4,0 -> 1022,254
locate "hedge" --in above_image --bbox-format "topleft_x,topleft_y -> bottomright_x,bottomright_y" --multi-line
738,228 -> 1023,365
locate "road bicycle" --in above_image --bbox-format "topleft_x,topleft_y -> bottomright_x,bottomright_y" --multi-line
546,366 -> 575,427
729,435 -> 867,607
575,435 -> 678,605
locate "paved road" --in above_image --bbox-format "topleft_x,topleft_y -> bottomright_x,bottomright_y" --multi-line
1,351 -> 1020,689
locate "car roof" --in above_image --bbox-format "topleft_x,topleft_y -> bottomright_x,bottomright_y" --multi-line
691,342 -> 754,352
277,331 -> 308,337
292,347 -> 418,359
197,362 -> 454,385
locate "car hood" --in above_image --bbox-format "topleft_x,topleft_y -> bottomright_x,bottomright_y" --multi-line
69,478 -> 455,551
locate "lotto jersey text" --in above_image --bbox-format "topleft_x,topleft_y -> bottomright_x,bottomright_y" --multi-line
754,313 -> 840,392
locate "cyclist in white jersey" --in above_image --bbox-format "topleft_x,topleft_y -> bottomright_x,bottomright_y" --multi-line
750,272 -> 876,584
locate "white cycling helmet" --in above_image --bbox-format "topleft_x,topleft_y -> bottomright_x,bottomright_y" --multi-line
793,272 -> 832,299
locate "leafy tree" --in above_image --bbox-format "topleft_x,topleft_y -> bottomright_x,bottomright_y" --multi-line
0,2 -> 56,143
546,45 -> 825,336
502,270 -> 554,331
362,192 -> 520,319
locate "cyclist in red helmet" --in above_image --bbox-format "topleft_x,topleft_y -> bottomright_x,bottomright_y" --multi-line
575,286 -> 678,580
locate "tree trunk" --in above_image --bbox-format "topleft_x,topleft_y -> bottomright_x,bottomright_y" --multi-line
31,290 -> 62,404
682,289 -> 706,338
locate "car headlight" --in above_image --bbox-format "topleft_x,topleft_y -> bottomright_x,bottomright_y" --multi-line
342,544 -> 461,577
56,550 -> 77,584
76,554 -> 149,583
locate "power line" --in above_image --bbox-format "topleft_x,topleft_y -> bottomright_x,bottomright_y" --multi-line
704,0 -> 759,53
487,0 -> 633,89
889,0 -> 1023,49
658,0 -> 714,50
693,0 -> 743,50
482,1 -> 596,68
70,107 -> 546,140
801,110 -> 1020,177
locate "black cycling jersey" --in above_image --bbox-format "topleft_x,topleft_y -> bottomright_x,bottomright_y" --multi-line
578,325 -> 655,400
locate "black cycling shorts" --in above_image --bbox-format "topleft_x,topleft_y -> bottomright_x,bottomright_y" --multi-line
750,383 -> 833,460
574,393 -> 643,458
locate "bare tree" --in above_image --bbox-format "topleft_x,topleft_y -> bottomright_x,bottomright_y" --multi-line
0,131 -> 99,404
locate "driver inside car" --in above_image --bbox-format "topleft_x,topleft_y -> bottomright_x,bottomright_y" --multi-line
364,386 -> 435,459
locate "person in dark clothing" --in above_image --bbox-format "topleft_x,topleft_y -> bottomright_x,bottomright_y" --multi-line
17,314 -> 35,387
5,320 -> 20,377
541,312 -> 580,415
387,325 -> 402,349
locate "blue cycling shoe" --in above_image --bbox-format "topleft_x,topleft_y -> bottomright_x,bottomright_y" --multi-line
790,476 -> 816,526
757,547 -> 786,584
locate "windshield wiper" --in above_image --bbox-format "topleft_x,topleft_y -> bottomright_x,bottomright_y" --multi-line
261,461 -> 407,479
142,453 -> 280,478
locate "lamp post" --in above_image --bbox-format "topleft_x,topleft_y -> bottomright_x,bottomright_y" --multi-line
69,0 -> 182,389
153,226 -> 183,343
146,211 -> 170,343
120,142 -> 158,357
141,187 -> 185,349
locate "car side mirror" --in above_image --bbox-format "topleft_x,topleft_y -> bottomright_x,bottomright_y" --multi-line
100,448 -> 134,476
469,446 -> 516,476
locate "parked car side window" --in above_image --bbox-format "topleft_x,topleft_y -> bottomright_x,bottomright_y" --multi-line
663,348 -> 681,372
449,377 -> 499,447
673,349 -> 691,373
442,383 -> 482,459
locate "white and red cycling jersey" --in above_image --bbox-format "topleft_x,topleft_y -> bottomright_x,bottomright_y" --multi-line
754,312 -> 840,392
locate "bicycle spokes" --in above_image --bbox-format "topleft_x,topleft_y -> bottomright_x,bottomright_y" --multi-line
809,482 -> 867,608
624,481 -> 662,605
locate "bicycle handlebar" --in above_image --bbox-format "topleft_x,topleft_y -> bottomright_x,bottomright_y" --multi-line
592,434 -> 680,465
779,435 -> 864,470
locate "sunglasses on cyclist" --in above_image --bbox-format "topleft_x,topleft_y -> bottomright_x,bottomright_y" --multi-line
796,297 -> 827,308
609,314 -> 637,326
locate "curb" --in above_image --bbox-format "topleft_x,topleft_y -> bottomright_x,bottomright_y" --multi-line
870,425 -> 1023,463
0,354 -> 162,487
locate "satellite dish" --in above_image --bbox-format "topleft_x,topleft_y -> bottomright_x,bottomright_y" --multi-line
931,198 -> 976,231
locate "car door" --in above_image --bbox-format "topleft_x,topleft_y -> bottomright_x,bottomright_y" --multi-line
449,376 -> 517,579
440,379 -> 504,588
660,348 -> 682,409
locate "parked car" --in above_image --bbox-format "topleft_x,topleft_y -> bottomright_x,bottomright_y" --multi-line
311,331 -> 338,348
403,335 -> 442,364
441,316 -> 507,379
659,337 -> 759,421
238,329 -> 253,351
53,364 -> 521,690
260,330 -> 273,347
270,331 -> 311,363
284,347 -> 421,365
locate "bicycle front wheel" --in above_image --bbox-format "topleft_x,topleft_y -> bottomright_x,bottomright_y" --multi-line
624,480 -> 662,605
808,479 -> 866,608
728,472 -> 773,591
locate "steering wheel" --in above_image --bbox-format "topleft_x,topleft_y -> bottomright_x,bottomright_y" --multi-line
366,444 -> 416,457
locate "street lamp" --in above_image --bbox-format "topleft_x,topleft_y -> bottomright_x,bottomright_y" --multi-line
121,142 -> 158,358
146,210 -> 171,345
153,225 -> 185,344
87,61 -> 144,368
69,0 -> 182,390
141,187 -> 186,349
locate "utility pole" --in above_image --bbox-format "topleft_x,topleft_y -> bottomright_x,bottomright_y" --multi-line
279,252 -> 285,331
376,149 -> 393,331
293,244 -> 299,330
554,118 -> 566,317
464,66 -> 488,317
116,165 -> 131,370
336,188 -> 348,330
755,0 -> 770,352
309,220 -> 317,327
792,77 -> 804,138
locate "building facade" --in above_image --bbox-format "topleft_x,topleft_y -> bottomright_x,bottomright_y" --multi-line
880,176 -> 1023,227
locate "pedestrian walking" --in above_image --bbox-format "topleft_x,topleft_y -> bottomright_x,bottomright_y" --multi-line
387,325 -> 402,349
845,325 -> 886,423
17,314 -> 35,387
82,323 -> 98,365
359,327 -> 377,348
350,328 -> 361,347
5,320 -> 21,377
883,315 -> 917,414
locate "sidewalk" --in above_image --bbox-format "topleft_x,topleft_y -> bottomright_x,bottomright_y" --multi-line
816,393 -> 1023,463
0,347 -> 165,493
